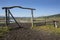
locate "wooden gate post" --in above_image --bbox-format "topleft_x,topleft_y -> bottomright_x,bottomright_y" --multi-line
5,8 -> 8,26
31,10 -> 34,28
53,21 -> 58,28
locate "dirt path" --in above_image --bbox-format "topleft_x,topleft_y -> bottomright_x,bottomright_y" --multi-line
1,28 -> 60,40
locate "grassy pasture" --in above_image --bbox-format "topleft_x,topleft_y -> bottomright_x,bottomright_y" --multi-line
33,25 -> 60,34
0,25 -> 60,40
0,14 -> 60,40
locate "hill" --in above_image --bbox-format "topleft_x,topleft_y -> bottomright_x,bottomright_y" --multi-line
0,14 -> 60,20
36,14 -> 60,18
47,14 -> 60,18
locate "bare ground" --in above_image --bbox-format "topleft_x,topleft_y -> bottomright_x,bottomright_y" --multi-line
0,23 -> 60,40
0,28 -> 60,40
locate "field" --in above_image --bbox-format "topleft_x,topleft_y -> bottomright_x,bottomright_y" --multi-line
0,25 -> 60,40
0,14 -> 60,40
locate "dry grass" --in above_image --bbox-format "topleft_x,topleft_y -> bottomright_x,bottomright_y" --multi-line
0,25 -> 60,40
33,25 -> 60,35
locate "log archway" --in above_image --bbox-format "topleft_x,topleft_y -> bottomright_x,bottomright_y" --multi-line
2,6 -> 36,28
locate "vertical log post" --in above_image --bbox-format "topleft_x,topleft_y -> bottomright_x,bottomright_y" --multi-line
5,8 -> 8,26
45,17 -> 47,25
5,9 -> 10,26
55,21 -> 57,28
7,9 -> 10,25
31,10 -> 34,28
53,21 -> 58,28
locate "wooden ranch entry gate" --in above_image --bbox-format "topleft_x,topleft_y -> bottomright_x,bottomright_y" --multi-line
2,6 -> 36,28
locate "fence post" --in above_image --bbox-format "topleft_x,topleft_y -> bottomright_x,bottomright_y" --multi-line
5,8 -> 8,26
31,10 -> 34,28
53,21 -> 58,28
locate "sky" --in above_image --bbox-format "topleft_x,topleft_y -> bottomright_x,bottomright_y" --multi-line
0,0 -> 60,17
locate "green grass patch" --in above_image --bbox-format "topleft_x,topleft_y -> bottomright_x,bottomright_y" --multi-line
0,26 -> 9,37
33,25 -> 60,34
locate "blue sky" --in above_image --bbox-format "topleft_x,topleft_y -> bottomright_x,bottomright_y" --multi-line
0,0 -> 60,17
